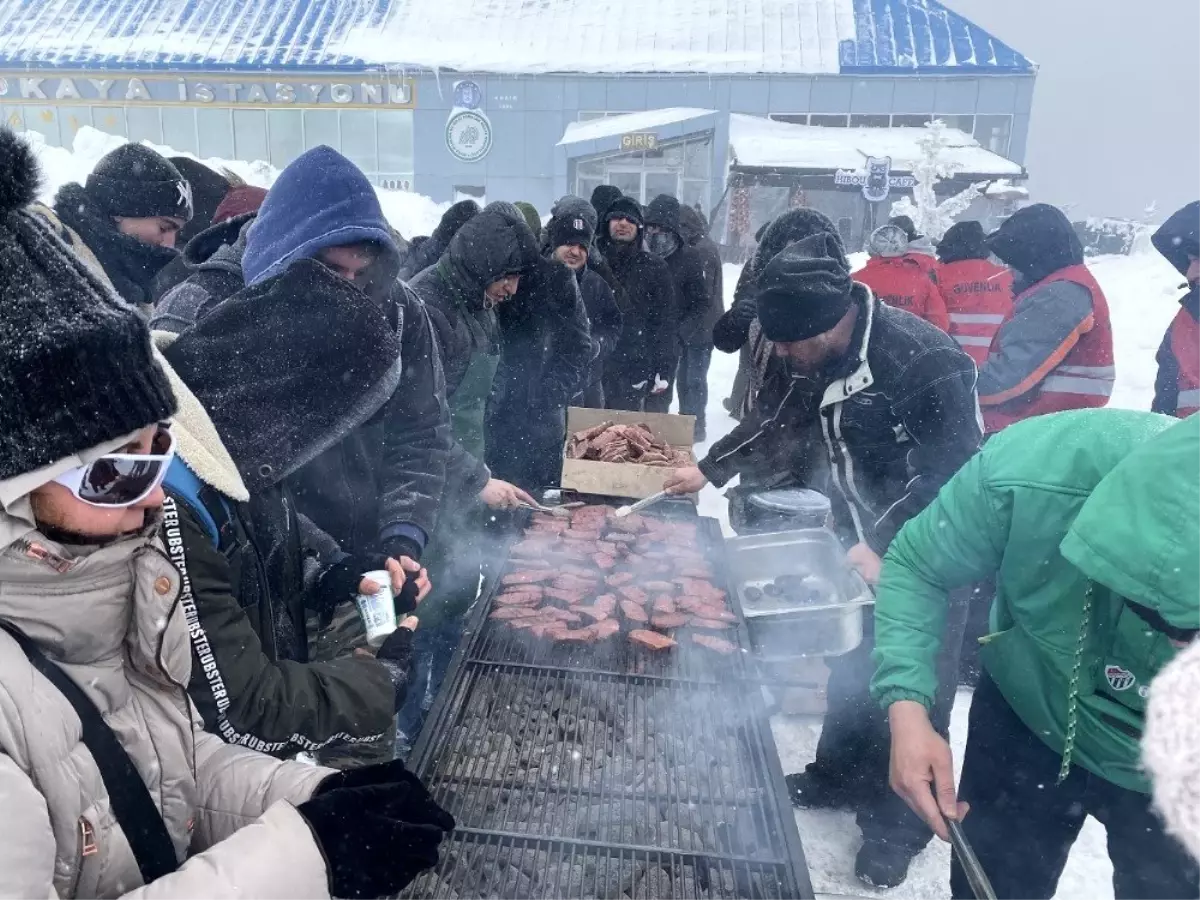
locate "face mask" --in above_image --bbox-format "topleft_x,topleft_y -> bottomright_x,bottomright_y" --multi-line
646,231 -> 680,258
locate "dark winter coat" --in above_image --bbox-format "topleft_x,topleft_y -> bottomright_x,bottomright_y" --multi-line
700,286 -> 982,554
1151,202 -> 1200,418
486,256 -> 593,489
597,209 -> 677,386
151,213 -> 253,334
645,195 -> 711,347
53,182 -> 179,311
679,205 -> 725,345
576,263 -> 623,400
410,204 -> 541,495
152,195 -> 451,557
397,199 -> 480,280
161,261 -> 408,752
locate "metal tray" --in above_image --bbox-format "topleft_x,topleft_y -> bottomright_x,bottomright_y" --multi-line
725,529 -> 873,658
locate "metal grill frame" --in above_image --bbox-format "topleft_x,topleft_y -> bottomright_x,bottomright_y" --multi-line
407,513 -> 814,899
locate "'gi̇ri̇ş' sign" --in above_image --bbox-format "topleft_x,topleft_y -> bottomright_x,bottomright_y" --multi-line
833,156 -> 917,201
446,80 -> 493,163
620,133 -> 659,151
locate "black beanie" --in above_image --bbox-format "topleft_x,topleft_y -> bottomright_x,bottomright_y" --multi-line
756,233 -> 855,342
0,129 -> 176,481
548,211 -> 594,250
644,194 -> 682,235
169,157 -> 229,244
85,143 -> 194,222
937,220 -> 989,264
591,185 -> 624,224
888,215 -> 919,241
605,196 -> 644,228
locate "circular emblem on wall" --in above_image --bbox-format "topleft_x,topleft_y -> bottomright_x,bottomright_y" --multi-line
446,110 -> 492,163
453,80 -> 483,110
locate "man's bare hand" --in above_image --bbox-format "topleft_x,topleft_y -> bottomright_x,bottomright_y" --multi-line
663,466 -> 708,495
478,478 -> 537,509
847,541 -> 883,585
888,700 -> 969,841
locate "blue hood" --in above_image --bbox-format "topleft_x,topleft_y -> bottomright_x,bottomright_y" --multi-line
242,145 -> 396,286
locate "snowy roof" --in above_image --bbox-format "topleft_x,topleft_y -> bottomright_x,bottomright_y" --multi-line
559,109 -> 717,146
0,0 -> 1032,75
728,114 -> 1025,177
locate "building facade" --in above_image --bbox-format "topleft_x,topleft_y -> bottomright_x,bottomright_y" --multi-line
0,0 -> 1035,219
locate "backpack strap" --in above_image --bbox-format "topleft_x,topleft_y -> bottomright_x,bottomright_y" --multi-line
162,457 -> 234,549
0,621 -> 180,883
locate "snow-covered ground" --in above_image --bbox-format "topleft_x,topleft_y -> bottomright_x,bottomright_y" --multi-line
27,127 -> 1187,899
692,253 -> 1184,899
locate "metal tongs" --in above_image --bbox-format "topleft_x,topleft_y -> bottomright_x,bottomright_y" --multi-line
518,500 -> 585,518
947,819 -> 997,900
614,489 -> 672,518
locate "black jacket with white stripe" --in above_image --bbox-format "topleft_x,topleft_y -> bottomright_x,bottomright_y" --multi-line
700,285 -> 982,553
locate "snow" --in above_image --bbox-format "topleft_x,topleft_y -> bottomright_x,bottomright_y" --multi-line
728,114 -> 1025,177
692,249 -> 1184,899
558,109 -> 716,146
22,126 -> 448,241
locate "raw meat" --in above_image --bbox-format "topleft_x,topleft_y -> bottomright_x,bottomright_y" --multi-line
592,552 -> 618,570
544,587 -> 589,605
652,594 -> 677,615
565,422 -> 692,467
539,607 -> 584,624
573,605 -> 611,623
490,607 -> 542,620
503,570 -> 556,586
554,627 -> 597,643
592,595 -> 618,615
643,581 -> 677,593
587,619 -> 621,640
619,600 -> 649,624
689,617 -> 736,630
495,593 -> 542,607
691,634 -> 737,654
552,574 -> 598,591
629,630 -> 677,651
650,613 -> 689,630
617,586 -> 648,604
605,572 -> 636,587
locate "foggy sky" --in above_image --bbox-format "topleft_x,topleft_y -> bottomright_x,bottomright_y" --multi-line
950,0 -> 1199,222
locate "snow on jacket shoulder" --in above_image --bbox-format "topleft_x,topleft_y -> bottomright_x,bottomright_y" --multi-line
1153,287 -> 1200,418
854,255 -> 949,332
0,508 -> 332,898
872,409 -> 1195,793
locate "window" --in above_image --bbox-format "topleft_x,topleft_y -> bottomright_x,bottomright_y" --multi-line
940,114 -> 975,134
195,108 -> 233,158
57,107 -> 94,144
126,106 -> 163,143
681,179 -> 709,215
339,110 -> 378,176
684,140 -> 710,179
302,110 -> 340,151
809,114 -> 849,127
974,115 -> 1012,155
161,107 -> 197,154
376,110 -> 414,182
849,114 -> 890,128
769,113 -> 809,125
268,109 -> 304,168
232,109 -> 268,163
891,114 -> 932,128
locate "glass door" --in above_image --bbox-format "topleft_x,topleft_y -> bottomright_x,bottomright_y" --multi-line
644,171 -> 680,203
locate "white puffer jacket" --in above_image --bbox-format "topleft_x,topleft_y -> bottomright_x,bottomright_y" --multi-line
0,501 -> 333,898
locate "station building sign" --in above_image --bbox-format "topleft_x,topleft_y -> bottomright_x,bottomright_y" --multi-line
620,132 -> 658,151
0,73 -> 416,109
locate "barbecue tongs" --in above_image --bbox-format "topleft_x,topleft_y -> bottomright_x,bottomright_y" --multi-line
947,818 -> 997,900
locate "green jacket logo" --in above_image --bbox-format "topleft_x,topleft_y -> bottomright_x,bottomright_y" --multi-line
1104,664 -> 1135,692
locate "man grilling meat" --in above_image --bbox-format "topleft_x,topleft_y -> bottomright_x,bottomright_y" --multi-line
665,231 -> 982,889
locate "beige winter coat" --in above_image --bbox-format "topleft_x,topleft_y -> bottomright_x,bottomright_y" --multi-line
0,481 -> 334,897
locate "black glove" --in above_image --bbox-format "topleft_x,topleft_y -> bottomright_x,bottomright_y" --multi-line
374,627 -> 416,711
382,535 -> 425,616
312,553 -> 390,614
298,774 -> 454,900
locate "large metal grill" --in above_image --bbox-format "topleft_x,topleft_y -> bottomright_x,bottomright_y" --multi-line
405,515 -> 813,899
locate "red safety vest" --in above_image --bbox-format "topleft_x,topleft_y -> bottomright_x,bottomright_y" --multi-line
1168,307 -> 1200,417
983,264 -> 1115,433
938,259 -> 1014,366
855,256 -> 949,332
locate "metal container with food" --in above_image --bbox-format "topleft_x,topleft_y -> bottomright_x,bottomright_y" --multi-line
725,529 -> 873,658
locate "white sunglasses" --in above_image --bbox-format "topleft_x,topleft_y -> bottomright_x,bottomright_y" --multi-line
53,425 -> 176,508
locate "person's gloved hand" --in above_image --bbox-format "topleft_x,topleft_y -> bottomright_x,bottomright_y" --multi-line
313,553 -> 390,614
298,768 -> 455,899
372,617 -> 419,710
381,535 -> 426,614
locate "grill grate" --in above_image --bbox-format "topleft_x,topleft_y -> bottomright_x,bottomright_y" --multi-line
406,514 -> 812,899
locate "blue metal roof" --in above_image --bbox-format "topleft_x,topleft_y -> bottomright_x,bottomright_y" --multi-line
841,0 -> 1034,72
0,0 -> 1032,74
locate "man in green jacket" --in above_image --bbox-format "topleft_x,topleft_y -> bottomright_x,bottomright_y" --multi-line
871,409 -> 1199,898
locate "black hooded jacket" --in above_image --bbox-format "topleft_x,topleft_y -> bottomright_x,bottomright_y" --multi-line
410,204 -> 541,494
162,260 -> 407,753
151,212 -> 451,557
645,195 -> 712,346
486,256 -> 593,489
54,182 -> 179,310
1151,202 -> 1200,416
679,205 -> 725,344
398,199 -> 480,280
597,198 -> 678,384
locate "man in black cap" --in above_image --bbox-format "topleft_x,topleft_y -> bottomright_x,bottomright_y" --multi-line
49,143 -> 194,313
596,195 -> 677,410
547,201 -> 622,407
665,230 -> 982,889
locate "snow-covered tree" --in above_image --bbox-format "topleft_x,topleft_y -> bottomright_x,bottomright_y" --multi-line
890,119 -> 986,241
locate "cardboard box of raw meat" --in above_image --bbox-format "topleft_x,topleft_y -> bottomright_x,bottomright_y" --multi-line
561,407 -> 696,500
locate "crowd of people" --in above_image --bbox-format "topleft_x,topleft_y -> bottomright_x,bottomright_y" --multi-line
0,120 -> 1195,899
